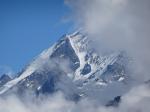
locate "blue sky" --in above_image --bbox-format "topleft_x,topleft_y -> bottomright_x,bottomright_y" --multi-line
0,0 -> 74,76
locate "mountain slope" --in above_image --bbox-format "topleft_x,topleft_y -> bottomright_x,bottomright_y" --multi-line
0,32 -> 129,103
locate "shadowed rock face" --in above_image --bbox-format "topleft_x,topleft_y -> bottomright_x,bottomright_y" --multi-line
81,63 -> 91,75
0,74 -> 11,87
50,37 -> 80,71
106,96 -> 121,107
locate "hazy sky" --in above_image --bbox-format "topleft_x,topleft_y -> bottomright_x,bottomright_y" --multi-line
0,0 -> 73,75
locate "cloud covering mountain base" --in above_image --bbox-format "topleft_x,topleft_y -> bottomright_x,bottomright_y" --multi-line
0,84 -> 150,112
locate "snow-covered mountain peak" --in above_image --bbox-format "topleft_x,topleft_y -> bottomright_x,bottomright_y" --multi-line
0,31 -> 127,96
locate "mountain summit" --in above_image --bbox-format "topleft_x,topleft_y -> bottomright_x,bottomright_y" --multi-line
0,32 -> 129,103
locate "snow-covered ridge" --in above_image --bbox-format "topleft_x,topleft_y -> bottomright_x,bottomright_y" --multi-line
0,43 -> 57,95
68,32 -> 120,81
0,31 -> 121,95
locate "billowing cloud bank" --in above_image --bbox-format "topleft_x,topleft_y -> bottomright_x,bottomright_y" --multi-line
0,84 -> 150,112
65,0 -> 150,82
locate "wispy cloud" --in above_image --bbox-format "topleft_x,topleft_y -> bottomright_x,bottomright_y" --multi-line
65,0 -> 150,82
1,84 -> 150,112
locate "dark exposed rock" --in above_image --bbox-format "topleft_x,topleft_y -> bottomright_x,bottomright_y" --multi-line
106,96 -> 121,107
0,74 -> 12,87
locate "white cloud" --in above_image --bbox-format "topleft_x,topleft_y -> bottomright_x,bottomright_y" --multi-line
65,0 -> 150,82
1,85 -> 150,112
